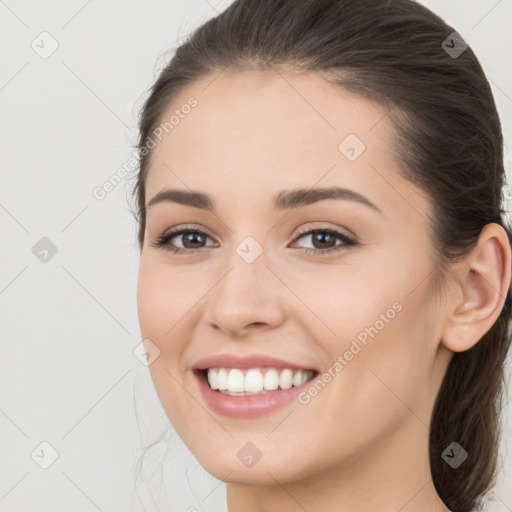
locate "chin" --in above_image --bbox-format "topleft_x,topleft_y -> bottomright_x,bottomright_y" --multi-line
189,445 -> 315,486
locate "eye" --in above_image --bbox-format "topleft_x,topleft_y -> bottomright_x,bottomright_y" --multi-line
150,225 -> 217,254
290,227 -> 357,255
150,225 -> 357,256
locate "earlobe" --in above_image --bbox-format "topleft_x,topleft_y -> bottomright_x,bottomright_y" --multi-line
441,223 -> 511,353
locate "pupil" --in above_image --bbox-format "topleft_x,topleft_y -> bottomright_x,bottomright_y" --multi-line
184,232 -> 204,248
313,232 -> 334,249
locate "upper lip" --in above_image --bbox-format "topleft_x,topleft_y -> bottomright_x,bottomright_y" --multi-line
193,353 -> 318,372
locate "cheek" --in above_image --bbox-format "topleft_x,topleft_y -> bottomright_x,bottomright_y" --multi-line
303,244 -> 434,359
299,255 -> 435,416
136,259 -> 203,340
286,262 -> 400,345
324,284 -> 436,435
136,261 -> 198,428
135,260 -> 196,417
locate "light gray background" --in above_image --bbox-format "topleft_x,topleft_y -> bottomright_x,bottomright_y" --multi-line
1,1 -> 511,511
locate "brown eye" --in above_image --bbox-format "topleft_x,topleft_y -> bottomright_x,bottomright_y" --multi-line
291,227 -> 356,255
177,231 -> 207,249
151,227 -> 217,254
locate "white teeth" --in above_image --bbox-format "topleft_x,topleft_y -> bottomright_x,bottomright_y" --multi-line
279,369 -> 293,390
244,369 -> 264,393
217,368 -> 228,390
227,369 -> 244,392
293,370 -> 304,387
207,368 -> 218,390
204,367 -> 315,396
264,368 -> 279,391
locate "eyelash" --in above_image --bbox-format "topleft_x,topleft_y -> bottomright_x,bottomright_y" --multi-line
150,224 -> 357,256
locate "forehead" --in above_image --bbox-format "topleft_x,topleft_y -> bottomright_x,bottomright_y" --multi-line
145,69 -> 428,218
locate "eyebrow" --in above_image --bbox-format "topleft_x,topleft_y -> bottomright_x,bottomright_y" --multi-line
146,186 -> 382,214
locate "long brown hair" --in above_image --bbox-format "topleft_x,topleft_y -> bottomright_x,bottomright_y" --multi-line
131,1 -> 512,510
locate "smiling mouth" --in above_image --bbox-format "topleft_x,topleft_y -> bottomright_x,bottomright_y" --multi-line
197,367 -> 319,396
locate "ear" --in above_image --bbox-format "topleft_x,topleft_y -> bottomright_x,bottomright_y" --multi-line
441,223 -> 511,353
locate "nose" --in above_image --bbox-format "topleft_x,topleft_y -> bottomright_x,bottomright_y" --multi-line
203,255 -> 287,338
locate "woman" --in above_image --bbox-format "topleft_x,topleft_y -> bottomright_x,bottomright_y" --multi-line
132,1 -> 512,510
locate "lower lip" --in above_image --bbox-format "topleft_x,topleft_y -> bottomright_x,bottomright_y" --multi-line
193,370 -> 317,418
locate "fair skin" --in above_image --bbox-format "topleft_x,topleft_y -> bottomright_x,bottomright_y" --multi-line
136,69 -> 511,512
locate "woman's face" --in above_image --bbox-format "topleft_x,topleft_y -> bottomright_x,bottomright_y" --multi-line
136,69 -> 453,485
